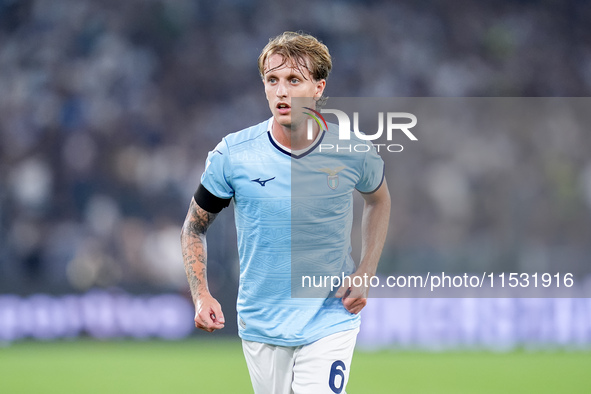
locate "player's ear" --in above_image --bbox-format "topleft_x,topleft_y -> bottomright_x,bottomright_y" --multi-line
315,79 -> 326,99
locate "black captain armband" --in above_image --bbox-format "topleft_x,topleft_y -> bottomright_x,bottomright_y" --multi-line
194,184 -> 231,213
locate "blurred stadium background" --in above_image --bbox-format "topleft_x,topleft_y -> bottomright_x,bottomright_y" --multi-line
1,0 -> 591,392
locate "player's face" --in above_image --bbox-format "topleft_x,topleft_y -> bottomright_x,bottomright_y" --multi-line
263,54 -> 326,129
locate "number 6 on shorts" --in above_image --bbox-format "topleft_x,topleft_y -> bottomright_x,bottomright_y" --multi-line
328,360 -> 346,393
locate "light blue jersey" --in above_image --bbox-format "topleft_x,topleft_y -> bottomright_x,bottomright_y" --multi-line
200,118 -> 384,346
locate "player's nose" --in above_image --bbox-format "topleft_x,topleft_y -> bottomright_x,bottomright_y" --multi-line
275,81 -> 288,98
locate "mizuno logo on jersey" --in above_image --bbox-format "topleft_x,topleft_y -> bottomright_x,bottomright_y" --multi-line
251,177 -> 276,187
318,166 -> 346,190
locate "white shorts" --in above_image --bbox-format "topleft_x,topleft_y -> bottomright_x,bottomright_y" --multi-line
242,328 -> 359,394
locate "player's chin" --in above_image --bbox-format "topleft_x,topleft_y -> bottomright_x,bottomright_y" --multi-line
274,114 -> 292,126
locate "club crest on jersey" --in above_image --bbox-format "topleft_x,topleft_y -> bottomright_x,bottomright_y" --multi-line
318,166 -> 346,190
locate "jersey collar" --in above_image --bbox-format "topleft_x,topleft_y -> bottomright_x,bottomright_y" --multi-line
266,118 -> 326,159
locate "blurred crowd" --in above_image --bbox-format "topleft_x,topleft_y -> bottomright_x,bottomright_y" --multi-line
1,0 -> 591,295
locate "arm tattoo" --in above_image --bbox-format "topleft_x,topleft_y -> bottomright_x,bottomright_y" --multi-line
186,200 -> 218,236
181,199 -> 218,303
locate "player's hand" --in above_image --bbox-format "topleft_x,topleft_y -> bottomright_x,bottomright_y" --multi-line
335,272 -> 369,315
195,294 -> 225,332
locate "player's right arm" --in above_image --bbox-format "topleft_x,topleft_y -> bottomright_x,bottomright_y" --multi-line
181,197 -> 225,332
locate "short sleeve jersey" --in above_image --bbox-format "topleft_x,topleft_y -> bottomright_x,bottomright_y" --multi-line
200,118 -> 384,346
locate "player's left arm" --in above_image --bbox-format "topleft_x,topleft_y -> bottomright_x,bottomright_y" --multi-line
337,180 -> 391,314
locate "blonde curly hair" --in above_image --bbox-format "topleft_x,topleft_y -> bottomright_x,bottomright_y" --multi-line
258,31 -> 332,82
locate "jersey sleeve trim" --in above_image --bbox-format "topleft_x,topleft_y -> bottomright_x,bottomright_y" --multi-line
357,164 -> 385,195
194,183 -> 232,213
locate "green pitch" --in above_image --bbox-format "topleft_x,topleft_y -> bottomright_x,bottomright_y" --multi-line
1,339 -> 590,393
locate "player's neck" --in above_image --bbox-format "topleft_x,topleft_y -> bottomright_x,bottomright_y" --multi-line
271,119 -> 320,151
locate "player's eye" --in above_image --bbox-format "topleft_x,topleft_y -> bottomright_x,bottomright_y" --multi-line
290,78 -> 300,84
267,77 -> 277,84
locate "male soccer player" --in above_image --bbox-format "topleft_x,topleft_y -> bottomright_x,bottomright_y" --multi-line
181,31 -> 390,394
